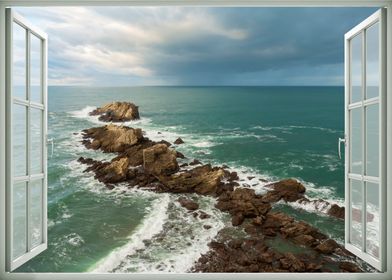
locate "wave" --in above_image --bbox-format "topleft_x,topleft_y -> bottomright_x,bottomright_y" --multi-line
90,193 -> 170,273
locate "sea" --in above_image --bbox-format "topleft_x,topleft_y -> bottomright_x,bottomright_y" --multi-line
16,85 -> 354,272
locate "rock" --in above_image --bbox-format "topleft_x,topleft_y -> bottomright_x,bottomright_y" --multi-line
89,101 -> 140,122
247,176 -> 255,180
82,124 -> 144,153
339,261 -> 362,272
232,213 -> 245,226
81,157 -> 130,185
178,197 -> 199,211
174,137 -> 184,145
198,211 -> 211,219
176,151 -> 185,159
189,159 -> 202,166
143,144 -> 179,176
179,163 -> 188,168
280,253 -> 305,272
263,179 -> 306,203
328,204 -> 345,219
203,225 -> 212,230
315,239 -> 339,254
160,165 -> 225,195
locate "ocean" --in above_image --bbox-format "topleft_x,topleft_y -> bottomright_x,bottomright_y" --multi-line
17,86 -> 348,272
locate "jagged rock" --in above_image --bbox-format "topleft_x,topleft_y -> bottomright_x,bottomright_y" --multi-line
82,124 -> 143,153
203,225 -> 212,230
159,164 -> 225,195
263,179 -> 306,203
178,197 -> 199,211
232,213 -> 245,226
143,144 -> 179,176
174,137 -> 184,145
216,188 -> 271,220
89,101 -> 140,122
176,151 -> 185,159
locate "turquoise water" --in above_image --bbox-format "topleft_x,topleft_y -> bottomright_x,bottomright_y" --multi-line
17,86 -> 346,272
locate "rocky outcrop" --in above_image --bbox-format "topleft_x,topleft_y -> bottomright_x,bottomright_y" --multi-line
77,102 -> 367,273
143,144 -> 179,176
82,124 -> 143,153
90,101 -> 140,122
263,179 -> 306,203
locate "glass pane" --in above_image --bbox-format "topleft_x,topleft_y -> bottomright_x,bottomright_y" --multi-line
366,182 -> 380,259
30,179 -> 43,249
13,104 -> 27,177
351,33 -> 363,103
30,34 -> 42,103
351,179 -> 363,249
31,108 -> 43,174
366,22 -> 380,99
13,22 -> 26,100
350,108 -> 362,174
366,104 -> 379,177
13,181 -> 27,260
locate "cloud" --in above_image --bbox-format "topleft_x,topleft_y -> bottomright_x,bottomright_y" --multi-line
15,6 -> 376,86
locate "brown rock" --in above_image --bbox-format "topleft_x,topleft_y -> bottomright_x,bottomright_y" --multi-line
328,204 -> 345,219
339,261 -> 363,272
178,197 -> 199,211
203,225 -> 212,230
232,213 -> 245,226
189,159 -> 202,166
174,137 -> 184,145
198,211 -> 211,219
143,144 -> 179,176
82,124 -> 143,153
89,101 -> 140,122
263,179 -> 306,203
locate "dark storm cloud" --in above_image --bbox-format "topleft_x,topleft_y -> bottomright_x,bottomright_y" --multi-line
16,6 -> 376,86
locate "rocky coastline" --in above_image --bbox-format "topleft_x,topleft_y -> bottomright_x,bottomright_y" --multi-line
77,101 -> 366,273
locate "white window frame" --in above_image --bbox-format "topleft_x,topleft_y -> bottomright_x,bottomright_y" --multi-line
5,9 -> 48,272
344,9 -> 387,271
0,1 -> 391,280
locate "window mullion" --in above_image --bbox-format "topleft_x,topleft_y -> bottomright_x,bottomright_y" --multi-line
26,29 -> 31,253
361,29 -> 367,253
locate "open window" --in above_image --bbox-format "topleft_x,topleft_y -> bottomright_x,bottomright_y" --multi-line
5,9 -> 48,271
344,8 -> 387,271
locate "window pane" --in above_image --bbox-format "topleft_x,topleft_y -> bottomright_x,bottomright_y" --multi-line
366,104 -> 379,177
13,181 -> 27,260
350,108 -> 362,174
30,34 -> 42,103
31,108 -> 43,174
351,33 -> 362,103
351,179 -> 363,249
366,22 -> 380,99
13,22 -> 26,100
366,182 -> 379,259
13,104 -> 27,177
30,179 -> 43,249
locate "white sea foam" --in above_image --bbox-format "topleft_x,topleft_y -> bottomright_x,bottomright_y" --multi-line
66,233 -> 85,247
90,194 -> 170,273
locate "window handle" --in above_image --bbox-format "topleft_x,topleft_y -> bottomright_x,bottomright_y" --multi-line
338,137 -> 346,160
47,138 -> 54,158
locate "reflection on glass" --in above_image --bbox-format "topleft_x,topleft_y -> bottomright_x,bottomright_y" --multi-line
30,34 -> 42,103
366,22 -> 380,99
13,104 -> 27,177
351,179 -> 363,249
366,182 -> 379,259
351,33 -> 362,103
31,179 -> 43,249
366,104 -> 379,177
350,108 -> 362,174
31,109 -> 43,174
13,22 -> 26,100
13,181 -> 27,260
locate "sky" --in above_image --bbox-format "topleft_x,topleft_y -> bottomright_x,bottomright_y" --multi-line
15,6 -> 376,86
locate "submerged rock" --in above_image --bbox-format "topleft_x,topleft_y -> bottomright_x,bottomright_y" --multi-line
178,197 -> 199,211
89,101 -> 140,122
